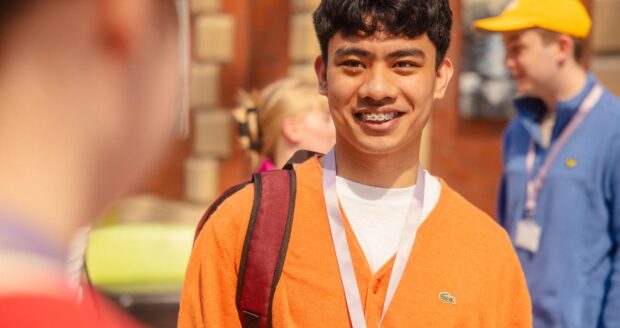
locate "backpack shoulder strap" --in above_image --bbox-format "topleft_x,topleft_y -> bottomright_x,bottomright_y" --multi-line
236,169 -> 296,328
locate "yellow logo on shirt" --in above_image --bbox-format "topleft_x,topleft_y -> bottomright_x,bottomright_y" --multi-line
566,157 -> 578,169
439,292 -> 456,305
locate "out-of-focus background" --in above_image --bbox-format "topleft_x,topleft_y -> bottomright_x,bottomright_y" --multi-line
137,0 -> 618,218
85,0 -> 620,326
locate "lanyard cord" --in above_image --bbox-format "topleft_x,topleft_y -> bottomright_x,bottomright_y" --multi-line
524,84 -> 604,217
322,149 -> 426,327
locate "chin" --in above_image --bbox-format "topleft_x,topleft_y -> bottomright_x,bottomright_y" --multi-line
515,81 -> 535,96
349,135 -> 409,156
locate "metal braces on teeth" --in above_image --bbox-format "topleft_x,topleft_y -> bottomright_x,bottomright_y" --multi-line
363,113 -> 397,122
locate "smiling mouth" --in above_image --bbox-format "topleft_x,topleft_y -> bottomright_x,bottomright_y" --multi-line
355,112 -> 405,123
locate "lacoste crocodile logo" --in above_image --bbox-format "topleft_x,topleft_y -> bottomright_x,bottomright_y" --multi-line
439,292 -> 456,305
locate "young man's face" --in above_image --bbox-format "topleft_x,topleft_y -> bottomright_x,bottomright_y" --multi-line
502,29 -> 561,97
315,31 -> 452,157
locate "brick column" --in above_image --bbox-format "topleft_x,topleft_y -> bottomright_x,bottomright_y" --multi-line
186,0 -> 236,205
288,0 -> 321,82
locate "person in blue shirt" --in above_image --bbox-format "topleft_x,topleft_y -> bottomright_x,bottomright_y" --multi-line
475,0 -> 620,327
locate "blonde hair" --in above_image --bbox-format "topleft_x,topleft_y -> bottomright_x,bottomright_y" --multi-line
233,78 -> 327,166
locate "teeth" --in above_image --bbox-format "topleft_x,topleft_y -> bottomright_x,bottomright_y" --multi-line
362,113 -> 397,122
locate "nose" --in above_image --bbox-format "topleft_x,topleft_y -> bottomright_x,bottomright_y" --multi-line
358,65 -> 399,103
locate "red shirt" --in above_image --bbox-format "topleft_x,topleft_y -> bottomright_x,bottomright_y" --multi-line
0,289 -> 144,328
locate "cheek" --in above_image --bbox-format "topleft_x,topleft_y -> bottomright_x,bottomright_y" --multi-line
305,114 -> 334,136
327,70 -> 358,107
149,42 -> 179,123
131,38 -> 179,160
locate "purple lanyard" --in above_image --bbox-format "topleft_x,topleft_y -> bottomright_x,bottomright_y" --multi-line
322,149 -> 426,327
0,211 -> 66,264
524,84 -> 604,218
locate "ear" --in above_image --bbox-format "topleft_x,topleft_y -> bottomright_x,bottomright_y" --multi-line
314,56 -> 328,96
434,58 -> 454,100
281,116 -> 302,144
555,34 -> 575,63
96,0 -> 152,60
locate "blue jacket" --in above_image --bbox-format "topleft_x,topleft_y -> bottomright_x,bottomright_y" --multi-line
499,74 -> 620,328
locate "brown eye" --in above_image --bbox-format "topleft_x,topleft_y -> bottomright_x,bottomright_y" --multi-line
394,61 -> 418,68
341,60 -> 364,68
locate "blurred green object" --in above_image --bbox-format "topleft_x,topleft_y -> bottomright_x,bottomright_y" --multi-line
85,223 -> 194,295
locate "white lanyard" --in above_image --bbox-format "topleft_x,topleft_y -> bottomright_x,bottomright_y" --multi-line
524,84 -> 604,218
322,149 -> 426,328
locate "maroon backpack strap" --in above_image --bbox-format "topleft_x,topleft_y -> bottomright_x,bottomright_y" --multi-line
236,169 -> 296,328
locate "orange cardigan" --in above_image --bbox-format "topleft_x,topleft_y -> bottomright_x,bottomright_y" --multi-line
178,158 -> 532,327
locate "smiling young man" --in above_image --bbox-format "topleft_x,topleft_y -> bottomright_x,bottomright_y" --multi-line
179,1 -> 530,327
475,1 -> 620,327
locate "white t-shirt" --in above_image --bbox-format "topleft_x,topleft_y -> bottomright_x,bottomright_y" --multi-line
336,172 -> 441,273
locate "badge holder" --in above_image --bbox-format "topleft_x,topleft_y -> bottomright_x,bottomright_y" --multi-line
514,210 -> 542,253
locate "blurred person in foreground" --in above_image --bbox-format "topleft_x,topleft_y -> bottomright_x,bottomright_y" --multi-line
179,0 -> 531,327
0,0 -> 189,326
232,78 -> 336,172
475,0 -> 620,326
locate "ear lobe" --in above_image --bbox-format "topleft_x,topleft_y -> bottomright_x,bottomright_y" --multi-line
434,58 -> 454,100
314,56 -> 328,96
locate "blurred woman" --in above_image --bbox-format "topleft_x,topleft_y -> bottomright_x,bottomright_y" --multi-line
233,78 -> 336,172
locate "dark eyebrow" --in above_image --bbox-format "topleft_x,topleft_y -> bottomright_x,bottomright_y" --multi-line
334,47 -> 372,59
386,48 -> 426,60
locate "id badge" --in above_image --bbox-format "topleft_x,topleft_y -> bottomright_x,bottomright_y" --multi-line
515,219 -> 542,253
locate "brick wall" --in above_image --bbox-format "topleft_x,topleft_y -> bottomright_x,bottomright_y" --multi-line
289,0 -> 321,82
185,0 -> 235,206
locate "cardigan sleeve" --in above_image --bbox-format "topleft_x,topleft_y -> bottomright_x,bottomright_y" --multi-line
178,186 -> 255,328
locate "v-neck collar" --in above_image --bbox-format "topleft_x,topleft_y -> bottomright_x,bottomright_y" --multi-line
335,180 -> 447,281
515,73 -> 597,147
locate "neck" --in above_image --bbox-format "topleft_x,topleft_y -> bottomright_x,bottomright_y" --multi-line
540,63 -> 588,112
333,138 -> 421,188
273,139 -> 295,169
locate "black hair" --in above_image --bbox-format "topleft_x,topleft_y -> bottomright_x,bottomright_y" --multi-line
313,0 -> 453,69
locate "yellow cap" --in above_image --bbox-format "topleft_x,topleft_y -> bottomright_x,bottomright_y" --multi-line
474,0 -> 592,39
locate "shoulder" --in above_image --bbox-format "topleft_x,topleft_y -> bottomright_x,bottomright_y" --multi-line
594,88 -> 620,120
194,156 -> 323,253
502,117 -> 526,151
503,117 -> 525,139
585,89 -> 620,148
432,182 -> 514,256
195,182 -> 255,250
